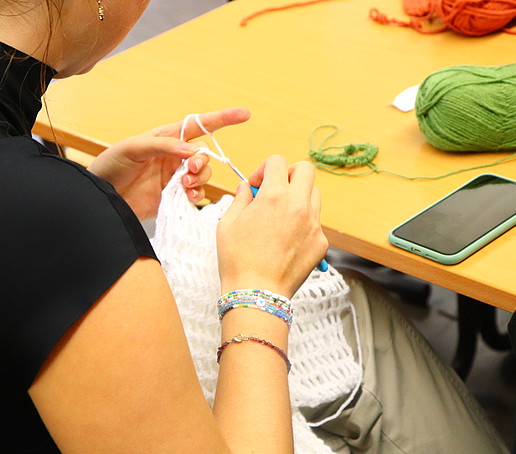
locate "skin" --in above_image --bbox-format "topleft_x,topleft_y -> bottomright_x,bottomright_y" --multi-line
1,1 -> 329,452
88,108 -> 252,219
0,0 -> 238,212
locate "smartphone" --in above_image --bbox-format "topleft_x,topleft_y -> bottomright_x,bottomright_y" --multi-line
389,174 -> 516,265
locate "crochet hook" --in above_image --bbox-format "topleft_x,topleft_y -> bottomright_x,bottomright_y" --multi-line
226,159 -> 328,272
188,111 -> 328,273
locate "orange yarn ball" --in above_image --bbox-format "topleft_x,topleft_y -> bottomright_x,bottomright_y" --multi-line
438,0 -> 516,36
370,0 -> 516,36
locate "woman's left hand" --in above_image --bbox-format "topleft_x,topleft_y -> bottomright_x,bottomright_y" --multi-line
88,108 -> 250,220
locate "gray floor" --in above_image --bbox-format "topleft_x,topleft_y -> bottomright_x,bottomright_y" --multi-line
115,0 -> 515,448
109,0 -> 226,56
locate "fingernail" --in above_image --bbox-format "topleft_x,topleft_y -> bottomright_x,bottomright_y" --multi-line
184,175 -> 192,186
193,158 -> 204,172
236,182 -> 247,194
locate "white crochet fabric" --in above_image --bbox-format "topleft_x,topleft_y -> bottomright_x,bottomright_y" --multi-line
151,160 -> 362,453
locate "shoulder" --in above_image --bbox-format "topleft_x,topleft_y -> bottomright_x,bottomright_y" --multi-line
0,136 -> 154,254
0,136 -> 157,387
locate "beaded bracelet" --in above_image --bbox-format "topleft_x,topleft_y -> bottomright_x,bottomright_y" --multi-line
219,300 -> 293,326
217,289 -> 293,327
217,333 -> 291,373
218,289 -> 290,307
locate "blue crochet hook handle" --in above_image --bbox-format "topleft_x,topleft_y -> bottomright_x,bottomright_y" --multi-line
250,185 -> 328,272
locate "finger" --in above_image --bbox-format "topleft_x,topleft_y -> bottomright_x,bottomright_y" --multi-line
153,108 -> 250,141
120,136 -> 202,162
185,187 -> 205,204
183,165 -> 212,188
248,155 -> 289,195
193,108 -> 250,138
287,161 -> 316,199
187,151 -> 210,174
220,182 -> 254,224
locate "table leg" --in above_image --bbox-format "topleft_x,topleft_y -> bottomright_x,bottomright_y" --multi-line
479,303 -> 511,351
452,294 -> 511,379
452,294 -> 481,379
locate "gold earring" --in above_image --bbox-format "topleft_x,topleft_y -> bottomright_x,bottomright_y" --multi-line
97,0 -> 104,21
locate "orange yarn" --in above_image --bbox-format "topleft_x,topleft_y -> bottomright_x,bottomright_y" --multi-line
370,0 -> 516,36
402,0 -> 434,17
240,0 -> 338,26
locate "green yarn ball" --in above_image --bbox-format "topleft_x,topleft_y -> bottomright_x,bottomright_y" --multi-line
415,64 -> 516,153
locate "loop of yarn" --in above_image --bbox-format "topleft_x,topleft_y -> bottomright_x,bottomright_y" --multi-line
181,113 -> 229,162
370,0 -> 516,36
240,0 -> 339,26
181,113 -> 248,182
369,7 -> 445,32
416,63 -> 516,152
309,124 -> 516,180
309,125 -> 379,176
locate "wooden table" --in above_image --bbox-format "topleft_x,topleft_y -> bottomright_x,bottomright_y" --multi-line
35,0 -> 516,311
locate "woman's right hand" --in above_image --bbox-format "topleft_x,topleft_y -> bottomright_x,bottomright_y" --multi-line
217,155 -> 328,299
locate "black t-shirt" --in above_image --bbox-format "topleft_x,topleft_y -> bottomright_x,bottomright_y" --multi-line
0,42 -> 157,452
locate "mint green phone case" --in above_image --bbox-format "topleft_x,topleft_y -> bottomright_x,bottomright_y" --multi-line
389,174 -> 516,265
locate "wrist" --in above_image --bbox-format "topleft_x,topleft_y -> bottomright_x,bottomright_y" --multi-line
220,278 -> 293,300
220,308 -> 289,351
218,289 -> 293,327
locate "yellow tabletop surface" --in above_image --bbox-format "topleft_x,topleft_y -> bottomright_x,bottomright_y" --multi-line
35,0 -> 516,311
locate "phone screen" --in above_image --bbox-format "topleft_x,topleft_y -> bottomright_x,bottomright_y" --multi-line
392,175 -> 516,255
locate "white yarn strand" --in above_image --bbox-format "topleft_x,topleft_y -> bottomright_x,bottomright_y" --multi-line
180,113 -> 249,182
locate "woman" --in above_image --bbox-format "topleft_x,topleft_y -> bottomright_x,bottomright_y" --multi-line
0,1 -> 325,453
0,1 -> 509,453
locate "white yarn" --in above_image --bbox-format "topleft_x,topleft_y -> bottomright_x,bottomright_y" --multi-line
180,113 -> 250,183
151,116 -> 363,452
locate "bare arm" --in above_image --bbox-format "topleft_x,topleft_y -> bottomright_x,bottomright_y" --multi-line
30,258 -> 233,453
213,156 -> 327,453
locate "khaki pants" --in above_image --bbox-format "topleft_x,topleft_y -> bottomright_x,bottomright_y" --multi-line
306,269 -> 508,454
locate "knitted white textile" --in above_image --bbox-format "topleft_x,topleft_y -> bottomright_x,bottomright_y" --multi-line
151,160 -> 361,453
